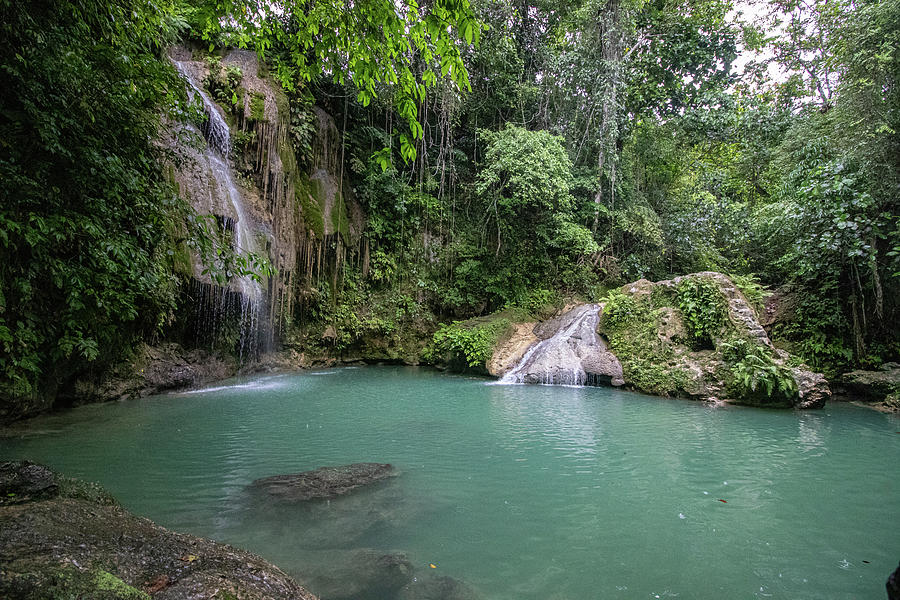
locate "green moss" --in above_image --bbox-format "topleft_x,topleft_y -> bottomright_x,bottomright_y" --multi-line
94,570 -> 150,600
296,173 -> 325,238
600,290 -> 688,396
331,192 -> 351,241
17,566 -> 149,600
249,91 -> 266,122
273,86 -> 290,121
278,128 -> 298,176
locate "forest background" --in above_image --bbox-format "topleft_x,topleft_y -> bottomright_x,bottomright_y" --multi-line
1,0 -> 898,405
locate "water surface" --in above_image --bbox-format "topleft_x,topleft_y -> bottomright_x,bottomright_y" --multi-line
2,367 -> 898,599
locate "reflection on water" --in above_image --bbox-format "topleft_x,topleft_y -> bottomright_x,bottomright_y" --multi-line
2,367 -> 898,600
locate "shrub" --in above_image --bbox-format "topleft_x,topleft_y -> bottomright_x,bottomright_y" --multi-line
676,276 -> 727,348
432,318 -> 511,368
720,339 -> 798,401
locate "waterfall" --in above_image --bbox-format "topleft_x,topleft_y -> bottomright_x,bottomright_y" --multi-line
173,60 -> 272,360
500,304 -> 624,387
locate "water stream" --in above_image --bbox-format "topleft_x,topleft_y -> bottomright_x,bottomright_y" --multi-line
501,304 -> 621,386
173,60 -> 270,359
3,367 -> 897,600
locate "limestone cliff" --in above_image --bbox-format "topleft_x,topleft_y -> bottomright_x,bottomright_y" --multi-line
167,45 -> 364,356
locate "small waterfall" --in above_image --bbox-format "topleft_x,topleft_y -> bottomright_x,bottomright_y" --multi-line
173,60 -> 272,360
500,304 -> 623,387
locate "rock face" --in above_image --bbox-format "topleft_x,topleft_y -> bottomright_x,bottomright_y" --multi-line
67,343 -> 237,406
842,365 -> 900,411
486,322 -> 539,376
0,461 -> 318,600
492,272 -> 830,409
252,463 -> 396,501
494,304 -> 625,387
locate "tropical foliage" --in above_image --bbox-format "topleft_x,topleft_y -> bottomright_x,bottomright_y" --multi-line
2,0 -> 899,411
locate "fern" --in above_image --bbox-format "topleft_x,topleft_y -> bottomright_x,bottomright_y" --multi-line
720,339 -> 798,400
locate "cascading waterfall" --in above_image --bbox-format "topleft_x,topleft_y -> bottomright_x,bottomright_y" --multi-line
500,304 -> 623,387
173,60 -> 272,361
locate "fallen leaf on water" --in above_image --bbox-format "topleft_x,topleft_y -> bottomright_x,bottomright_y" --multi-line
717,499 -> 727,503
429,563 -> 437,569
180,554 -> 198,563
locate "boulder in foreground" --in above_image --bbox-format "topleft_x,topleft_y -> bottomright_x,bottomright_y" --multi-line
0,461 -> 318,600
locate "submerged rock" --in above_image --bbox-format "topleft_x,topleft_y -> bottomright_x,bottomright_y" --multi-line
295,548 -> 414,600
0,461 -> 318,600
252,463 -> 396,501
398,575 -> 484,600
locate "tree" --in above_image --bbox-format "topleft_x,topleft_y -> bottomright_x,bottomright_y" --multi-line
474,125 -> 597,302
0,0 -> 189,404
198,0 -> 481,162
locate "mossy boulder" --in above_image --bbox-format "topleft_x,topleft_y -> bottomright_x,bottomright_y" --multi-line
841,365 -> 900,412
597,272 -> 829,408
0,461 -> 318,600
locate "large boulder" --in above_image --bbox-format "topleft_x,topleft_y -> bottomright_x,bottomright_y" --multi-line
843,365 -> 900,399
598,273 -> 829,408
841,365 -> 900,411
491,272 -> 830,409
0,461 -> 318,600
252,463 -> 396,502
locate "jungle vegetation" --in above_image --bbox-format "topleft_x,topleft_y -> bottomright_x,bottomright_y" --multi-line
1,0 -> 898,403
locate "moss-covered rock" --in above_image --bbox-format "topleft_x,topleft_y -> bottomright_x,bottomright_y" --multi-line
0,461 -> 318,600
841,365 -> 900,412
595,272 -> 829,408
487,273 -> 830,408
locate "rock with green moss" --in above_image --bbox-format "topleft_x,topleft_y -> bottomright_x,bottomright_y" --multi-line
841,365 -> 900,411
596,272 -> 829,408
0,461 -> 319,600
489,273 -> 830,408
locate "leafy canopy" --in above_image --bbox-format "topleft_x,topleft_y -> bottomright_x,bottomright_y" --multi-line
199,0 -> 481,161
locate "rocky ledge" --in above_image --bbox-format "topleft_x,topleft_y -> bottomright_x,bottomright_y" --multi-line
0,461 -> 318,600
252,463 -> 397,502
490,272 -> 830,409
841,364 -> 900,412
